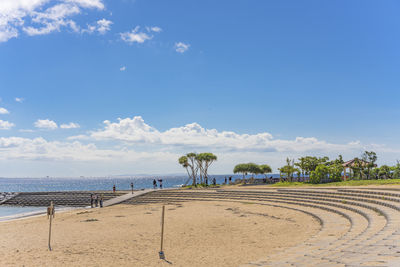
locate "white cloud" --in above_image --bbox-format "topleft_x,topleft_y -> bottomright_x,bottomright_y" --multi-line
96,18 -> 112,34
82,18 -> 112,34
0,26 -> 18,42
64,0 -> 104,10
175,42 -> 190,53
78,116 -> 364,154
19,129 -> 35,133
0,0 -> 106,42
15,97 -> 24,103
23,3 -> 81,36
0,116 -> 399,176
34,119 -> 58,130
0,107 -> 9,114
0,120 -> 15,130
120,26 -> 160,44
146,26 -> 162,33
0,136 -> 175,164
120,66 -> 126,71
60,122 -> 80,129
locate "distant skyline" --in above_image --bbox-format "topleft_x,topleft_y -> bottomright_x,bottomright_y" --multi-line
1,0 -> 400,177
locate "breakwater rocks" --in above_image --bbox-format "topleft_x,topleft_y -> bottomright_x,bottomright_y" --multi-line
1,191 -> 125,207
0,192 -> 18,204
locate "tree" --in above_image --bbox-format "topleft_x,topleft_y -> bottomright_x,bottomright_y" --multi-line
302,156 -> 329,177
279,158 -> 298,182
295,157 -> 307,181
327,155 -> 344,166
233,163 -> 249,180
186,152 -> 199,184
247,163 -> 262,178
378,165 -> 392,179
351,158 -> 364,179
179,152 -> 218,186
196,153 -> 217,184
329,164 -> 344,182
195,154 -> 204,184
310,164 -> 329,184
179,153 -> 198,186
361,151 -> 377,179
178,156 -> 191,184
259,164 -> 272,178
392,161 -> 400,179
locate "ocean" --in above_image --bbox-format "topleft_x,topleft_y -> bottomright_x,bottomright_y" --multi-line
0,175 -> 251,192
0,174 -> 280,218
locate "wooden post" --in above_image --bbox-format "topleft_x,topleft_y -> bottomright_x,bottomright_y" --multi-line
159,205 -> 165,259
47,201 -> 55,251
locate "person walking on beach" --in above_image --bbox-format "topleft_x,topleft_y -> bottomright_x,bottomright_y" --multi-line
131,182 -> 134,194
213,178 -> 216,186
158,179 -> 163,189
94,194 -> 98,207
113,184 -> 116,194
224,177 -> 227,184
100,194 -> 104,208
229,176 -> 232,184
153,179 -> 157,189
90,193 -> 94,208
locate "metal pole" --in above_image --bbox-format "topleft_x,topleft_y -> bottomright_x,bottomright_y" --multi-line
159,205 -> 165,259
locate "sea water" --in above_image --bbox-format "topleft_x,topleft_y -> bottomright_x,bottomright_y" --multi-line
0,175 -> 268,192
0,206 -> 46,220
0,174 -> 280,218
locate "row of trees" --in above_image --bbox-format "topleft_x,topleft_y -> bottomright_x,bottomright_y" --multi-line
233,163 -> 272,179
279,151 -> 400,184
178,153 -> 217,186
178,151 -> 400,186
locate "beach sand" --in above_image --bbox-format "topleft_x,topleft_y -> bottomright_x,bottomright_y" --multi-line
0,201 -> 319,266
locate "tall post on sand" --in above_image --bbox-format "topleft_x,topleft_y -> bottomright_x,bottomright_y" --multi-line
159,205 -> 165,259
47,201 -> 55,251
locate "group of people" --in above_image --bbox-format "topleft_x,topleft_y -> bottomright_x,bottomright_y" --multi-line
223,176 -> 233,184
153,179 -> 163,189
90,193 -> 104,208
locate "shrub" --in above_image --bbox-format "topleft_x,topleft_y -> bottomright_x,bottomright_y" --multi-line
329,164 -> 343,182
310,164 -> 329,184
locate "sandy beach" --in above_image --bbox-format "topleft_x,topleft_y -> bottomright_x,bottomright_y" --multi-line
0,200 -> 318,267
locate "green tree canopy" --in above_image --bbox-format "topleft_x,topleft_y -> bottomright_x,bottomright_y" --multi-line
259,164 -> 272,178
279,158 -> 299,182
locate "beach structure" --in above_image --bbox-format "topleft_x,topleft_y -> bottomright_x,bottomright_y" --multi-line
0,191 -> 125,207
342,158 -> 376,180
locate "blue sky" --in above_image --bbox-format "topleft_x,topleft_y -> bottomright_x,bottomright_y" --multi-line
0,0 -> 399,177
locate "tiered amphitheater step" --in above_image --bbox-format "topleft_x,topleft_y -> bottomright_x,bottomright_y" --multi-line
124,188 -> 400,266
1,191 -> 125,207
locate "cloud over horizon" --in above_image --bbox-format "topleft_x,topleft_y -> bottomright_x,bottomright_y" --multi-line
0,115 -> 398,176
79,116 -> 365,154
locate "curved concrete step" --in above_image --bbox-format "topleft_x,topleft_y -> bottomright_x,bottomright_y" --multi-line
123,188 -> 400,266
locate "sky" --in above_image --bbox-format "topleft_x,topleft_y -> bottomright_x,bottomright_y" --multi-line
0,0 -> 400,177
